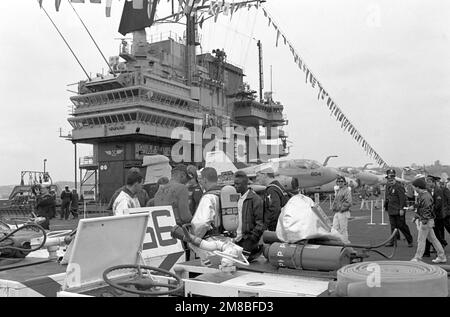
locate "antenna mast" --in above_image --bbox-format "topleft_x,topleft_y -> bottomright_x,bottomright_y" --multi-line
270,65 -> 273,93
257,40 -> 264,103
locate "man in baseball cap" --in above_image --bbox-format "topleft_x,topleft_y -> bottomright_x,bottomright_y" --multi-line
385,169 -> 396,179
384,168 -> 413,247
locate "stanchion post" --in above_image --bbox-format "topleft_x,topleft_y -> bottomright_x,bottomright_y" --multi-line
84,200 -> 87,219
368,200 -> 376,225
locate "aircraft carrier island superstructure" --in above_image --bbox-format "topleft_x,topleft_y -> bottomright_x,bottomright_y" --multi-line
68,28 -> 289,202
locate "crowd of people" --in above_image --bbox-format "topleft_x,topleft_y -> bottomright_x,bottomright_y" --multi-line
33,163 -> 449,265
110,166 -> 291,262
34,184 -> 79,230
333,169 -> 449,264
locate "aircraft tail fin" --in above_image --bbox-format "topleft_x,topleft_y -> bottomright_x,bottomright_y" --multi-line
205,151 -> 238,175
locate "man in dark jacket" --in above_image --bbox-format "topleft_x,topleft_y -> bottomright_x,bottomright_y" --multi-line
36,183 -> 56,230
424,176 -> 447,256
442,181 -> 450,238
411,178 -> 446,263
384,169 -> 413,247
234,171 -> 265,262
186,165 -> 203,216
70,189 -> 79,219
256,168 -> 289,232
60,186 -> 72,220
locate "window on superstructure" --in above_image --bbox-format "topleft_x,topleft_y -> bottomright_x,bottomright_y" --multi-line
105,116 -> 112,124
130,113 -> 137,121
111,115 -> 118,123
124,114 -> 132,121
93,96 -> 101,106
98,117 -> 106,125
93,117 -> 100,125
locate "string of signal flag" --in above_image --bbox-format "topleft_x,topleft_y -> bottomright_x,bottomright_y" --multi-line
260,6 -> 388,168
37,0 -> 262,18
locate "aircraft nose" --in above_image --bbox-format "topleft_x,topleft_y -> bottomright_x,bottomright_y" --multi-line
325,167 -> 339,182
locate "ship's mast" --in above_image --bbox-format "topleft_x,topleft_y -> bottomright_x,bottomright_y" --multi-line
185,13 -> 198,86
132,29 -> 147,54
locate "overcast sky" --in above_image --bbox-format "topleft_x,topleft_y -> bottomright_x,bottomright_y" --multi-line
0,0 -> 448,185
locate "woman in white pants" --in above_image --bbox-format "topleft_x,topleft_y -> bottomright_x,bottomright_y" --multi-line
332,177 -> 352,244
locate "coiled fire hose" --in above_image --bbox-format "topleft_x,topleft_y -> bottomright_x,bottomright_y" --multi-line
333,261 -> 448,297
0,224 -> 47,255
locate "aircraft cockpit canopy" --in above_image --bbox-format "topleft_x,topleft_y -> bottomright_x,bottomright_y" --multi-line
283,160 -> 322,170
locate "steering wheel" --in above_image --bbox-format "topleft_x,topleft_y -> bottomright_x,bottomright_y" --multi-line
102,265 -> 183,297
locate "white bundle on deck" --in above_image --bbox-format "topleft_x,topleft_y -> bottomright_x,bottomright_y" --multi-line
276,194 -> 345,244
142,155 -> 172,185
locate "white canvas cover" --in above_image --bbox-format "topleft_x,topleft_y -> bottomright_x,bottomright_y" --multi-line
276,194 -> 345,243
143,155 -> 172,184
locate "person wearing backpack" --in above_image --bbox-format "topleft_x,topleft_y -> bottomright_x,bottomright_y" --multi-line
256,168 -> 289,232
191,167 -> 222,239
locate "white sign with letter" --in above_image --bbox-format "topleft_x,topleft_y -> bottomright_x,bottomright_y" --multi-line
127,206 -> 184,259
